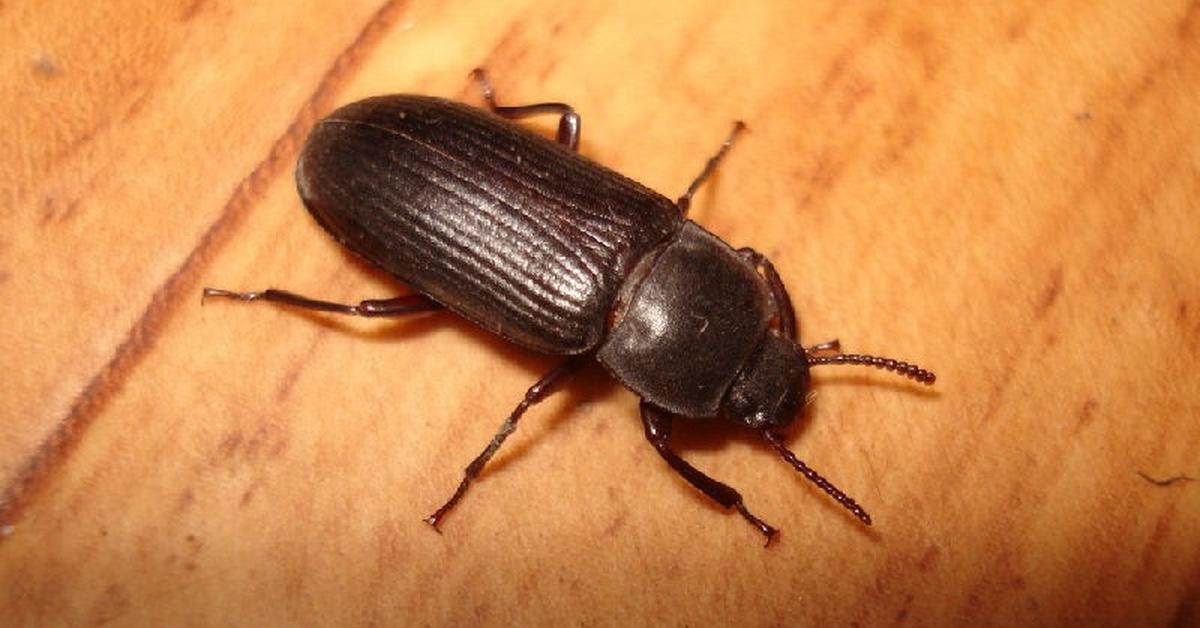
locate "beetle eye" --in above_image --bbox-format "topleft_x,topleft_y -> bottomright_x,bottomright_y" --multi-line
722,334 -> 809,430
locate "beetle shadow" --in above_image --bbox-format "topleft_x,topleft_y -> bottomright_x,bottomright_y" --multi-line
238,245 -> 629,455
664,410 -> 865,534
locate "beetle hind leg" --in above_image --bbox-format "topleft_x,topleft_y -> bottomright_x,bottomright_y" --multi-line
470,68 -> 581,151
201,288 -> 442,317
640,402 -> 778,545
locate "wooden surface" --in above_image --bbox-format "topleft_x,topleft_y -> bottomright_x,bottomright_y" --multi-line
2,1 -> 1199,626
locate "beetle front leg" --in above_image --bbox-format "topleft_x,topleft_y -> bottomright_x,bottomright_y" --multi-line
640,401 -> 778,545
425,355 -> 589,529
470,68 -> 581,151
734,251 -> 846,356
201,288 -> 442,318
733,250 -> 842,354
737,248 -> 797,341
805,339 -> 841,356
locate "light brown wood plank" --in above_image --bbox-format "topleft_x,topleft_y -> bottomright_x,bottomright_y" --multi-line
1,1 -> 1198,626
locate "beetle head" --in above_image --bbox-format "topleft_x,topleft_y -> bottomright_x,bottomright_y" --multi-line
723,335 -> 936,527
723,334 -> 938,431
722,333 -> 809,430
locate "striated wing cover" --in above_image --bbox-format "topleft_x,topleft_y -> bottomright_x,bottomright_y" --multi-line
296,95 -> 682,354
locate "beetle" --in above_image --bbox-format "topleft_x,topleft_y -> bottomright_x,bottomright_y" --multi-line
203,69 -> 935,543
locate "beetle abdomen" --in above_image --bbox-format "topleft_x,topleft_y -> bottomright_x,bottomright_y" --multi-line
296,95 -> 682,353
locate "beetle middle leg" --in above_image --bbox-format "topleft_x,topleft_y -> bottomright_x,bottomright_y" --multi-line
470,68 -> 581,151
425,355 -> 589,529
201,288 -> 442,317
677,121 -> 747,215
640,401 -> 778,545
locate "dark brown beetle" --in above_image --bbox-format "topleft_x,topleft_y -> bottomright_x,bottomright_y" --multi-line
204,70 -> 934,543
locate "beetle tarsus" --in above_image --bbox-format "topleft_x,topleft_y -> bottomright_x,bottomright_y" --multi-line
425,486 -> 467,530
202,287 -> 257,303
735,502 -> 779,546
423,514 -> 446,532
641,403 -> 781,542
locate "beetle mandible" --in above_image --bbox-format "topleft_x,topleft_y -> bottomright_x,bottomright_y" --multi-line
204,69 -> 935,544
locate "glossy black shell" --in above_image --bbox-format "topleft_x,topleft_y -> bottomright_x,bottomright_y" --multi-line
597,222 -> 769,417
296,95 -> 682,354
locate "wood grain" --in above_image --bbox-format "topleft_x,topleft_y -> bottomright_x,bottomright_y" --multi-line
2,1 -> 1198,626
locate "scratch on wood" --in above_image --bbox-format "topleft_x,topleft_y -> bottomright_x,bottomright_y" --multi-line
1034,265 -> 1064,319
477,19 -> 529,82
89,583 -> 131,626
1137,471 -> 1198,487
1123,58 -> 1172,111
175,487 -> 195,513
901,27 -> 940,81
894,592 -> 914,622
275,336 -> 322,401
473,8 -> 575,120
917,544 -> 941,572
979,357 -> 1018,424
1180,0 -> 1200,39
836,77 -> 875,120
39,195 -> 83,226
0,0 -> 411,530
820,49 -> 853,90
1073,398 -> 1099,433
179,0 -> 206,22
1006,11 -> 1031,42
31,53 -> 61,77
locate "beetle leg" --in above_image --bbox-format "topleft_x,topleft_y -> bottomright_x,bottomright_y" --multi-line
805,339 -> 842,356
201,288 -> 441,318
676,121 -> 746,215
425,355 -> 588,529
470,68 -> 581,151
736,248 -> 797,341
640,401 -> 778,545
734,250 -> 841,354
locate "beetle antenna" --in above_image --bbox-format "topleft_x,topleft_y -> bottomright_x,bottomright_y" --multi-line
762,432 -> 871,525
807,353 -> 936,385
